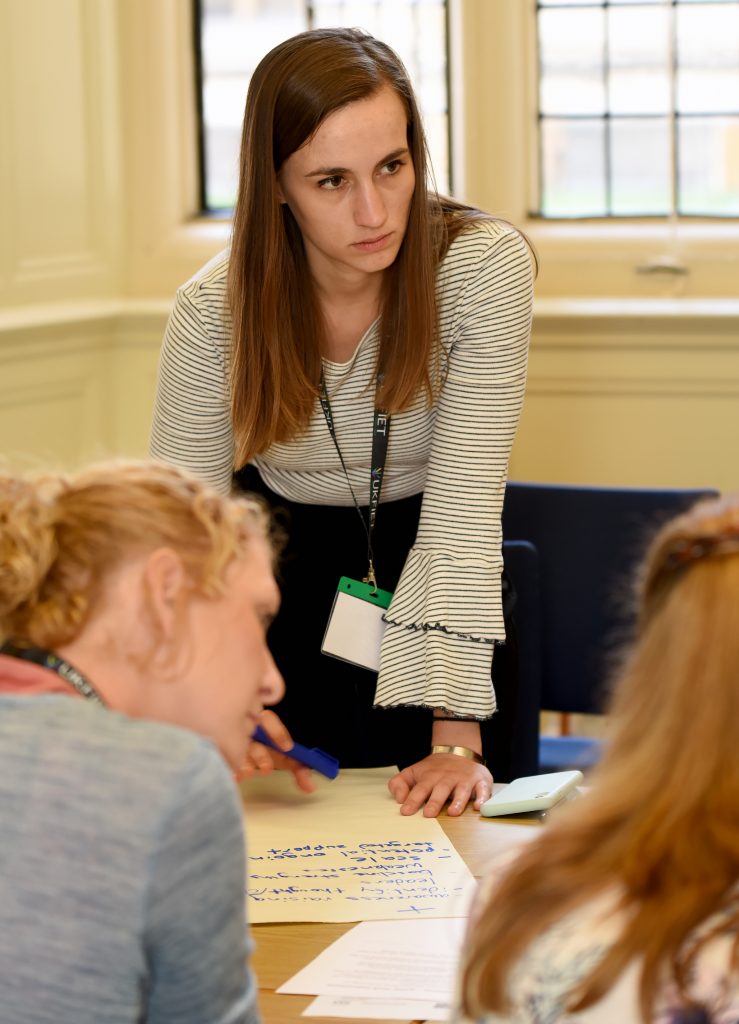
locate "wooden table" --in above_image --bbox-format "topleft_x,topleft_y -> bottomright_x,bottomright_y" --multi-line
252,808 -> 540,1024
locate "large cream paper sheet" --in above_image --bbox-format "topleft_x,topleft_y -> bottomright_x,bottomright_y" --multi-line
240,767 -> 475,923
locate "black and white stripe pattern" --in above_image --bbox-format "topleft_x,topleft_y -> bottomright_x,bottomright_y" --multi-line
151,220 -> 533,718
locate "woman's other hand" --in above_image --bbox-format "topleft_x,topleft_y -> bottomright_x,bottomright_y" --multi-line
388,753 -> 493,817
237,709 -> 316,793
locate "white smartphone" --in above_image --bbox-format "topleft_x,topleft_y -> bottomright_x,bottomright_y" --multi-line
480,770 -> 583,817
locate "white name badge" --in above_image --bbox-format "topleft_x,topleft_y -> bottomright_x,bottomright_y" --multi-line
321,576 -> 393,673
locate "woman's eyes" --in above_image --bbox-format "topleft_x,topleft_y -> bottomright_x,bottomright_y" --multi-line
316,160 -> 405,190
317,175 -> 344,191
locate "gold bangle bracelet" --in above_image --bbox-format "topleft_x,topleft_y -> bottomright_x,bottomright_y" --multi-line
431,744 -> 485,765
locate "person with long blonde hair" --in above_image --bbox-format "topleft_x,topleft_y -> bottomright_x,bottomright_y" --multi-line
456,494 -> 739,1023
0,460 -> 287,1023
151,27 -> 534,816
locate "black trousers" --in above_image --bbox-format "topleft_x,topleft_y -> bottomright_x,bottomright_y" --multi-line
235,466 -> 519,780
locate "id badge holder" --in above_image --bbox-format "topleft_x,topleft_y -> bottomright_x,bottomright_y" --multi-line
321,576 -> 393,672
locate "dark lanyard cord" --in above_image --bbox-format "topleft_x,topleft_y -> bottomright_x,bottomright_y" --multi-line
318,375 -> 390,592
0,641 -> 106,706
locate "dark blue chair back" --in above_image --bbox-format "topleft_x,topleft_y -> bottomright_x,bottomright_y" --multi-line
503,482 -> 719,717
500,540 -> 541,777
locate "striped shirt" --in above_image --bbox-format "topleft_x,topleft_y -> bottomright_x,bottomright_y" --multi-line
151,219 -> 533,718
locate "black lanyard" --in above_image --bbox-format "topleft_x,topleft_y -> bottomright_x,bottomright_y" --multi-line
318,375 -> 390,591
0,640 -> 106,706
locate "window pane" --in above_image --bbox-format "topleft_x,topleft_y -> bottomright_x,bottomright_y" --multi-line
608,5 -> 671,115
539,8 -> 606,115
539,0 -> 670,4
198,0 -> 449,210
200,0 -> 305,210
678,116 -> 739,214
676,3 -> 739,114
538,1 -> 605,6
541,118 -> 607,216
536,0 -> 739,218
311,0 -> 449,191
611,117 -> 671,214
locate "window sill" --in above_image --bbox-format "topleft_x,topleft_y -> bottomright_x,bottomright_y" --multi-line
533,296 -> 739,347
525,218 -> 739,244
0,299 -> 172,335
535,296 -> 739,320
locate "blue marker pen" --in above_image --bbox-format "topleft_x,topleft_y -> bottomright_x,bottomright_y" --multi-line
252,724 -> 340,780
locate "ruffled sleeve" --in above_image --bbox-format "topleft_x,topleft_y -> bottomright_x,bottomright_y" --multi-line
375,223 -> 533,718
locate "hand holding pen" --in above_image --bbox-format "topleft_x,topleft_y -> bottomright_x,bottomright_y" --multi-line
238,709 -> 340,791
238,710 -> 316,792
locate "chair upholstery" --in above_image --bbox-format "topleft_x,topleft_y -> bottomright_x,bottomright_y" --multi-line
502,482 -> 720,771
500,540 -> 541,778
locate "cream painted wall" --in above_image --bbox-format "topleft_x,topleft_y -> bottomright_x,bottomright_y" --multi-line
0,308 -> 116,471
0,0 -> 173,467
0,301 -> 165,471
0,0 -> 124,307
0,0 -> 737,495
510,302 -> 739,490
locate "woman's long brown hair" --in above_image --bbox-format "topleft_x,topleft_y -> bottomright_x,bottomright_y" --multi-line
227,28 -> 486,466
461,494 -> 739,1022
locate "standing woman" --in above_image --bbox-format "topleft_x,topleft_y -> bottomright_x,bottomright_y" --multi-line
151,28 -> 534,817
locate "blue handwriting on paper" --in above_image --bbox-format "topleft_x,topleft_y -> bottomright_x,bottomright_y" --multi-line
246,839 -> 464,910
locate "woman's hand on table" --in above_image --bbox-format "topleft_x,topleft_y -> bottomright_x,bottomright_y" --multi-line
237,709 -> 316,793
388,753 -> 493,817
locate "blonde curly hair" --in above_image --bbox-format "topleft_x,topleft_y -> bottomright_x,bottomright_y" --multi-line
0,460 -> 272,650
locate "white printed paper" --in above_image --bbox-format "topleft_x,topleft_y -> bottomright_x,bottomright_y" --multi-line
303,994 -> 452,1020
278,917 -> 466,1002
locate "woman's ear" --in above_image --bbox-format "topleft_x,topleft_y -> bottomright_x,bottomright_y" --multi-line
276,177 -> 287,204
142,548 -> 188,643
